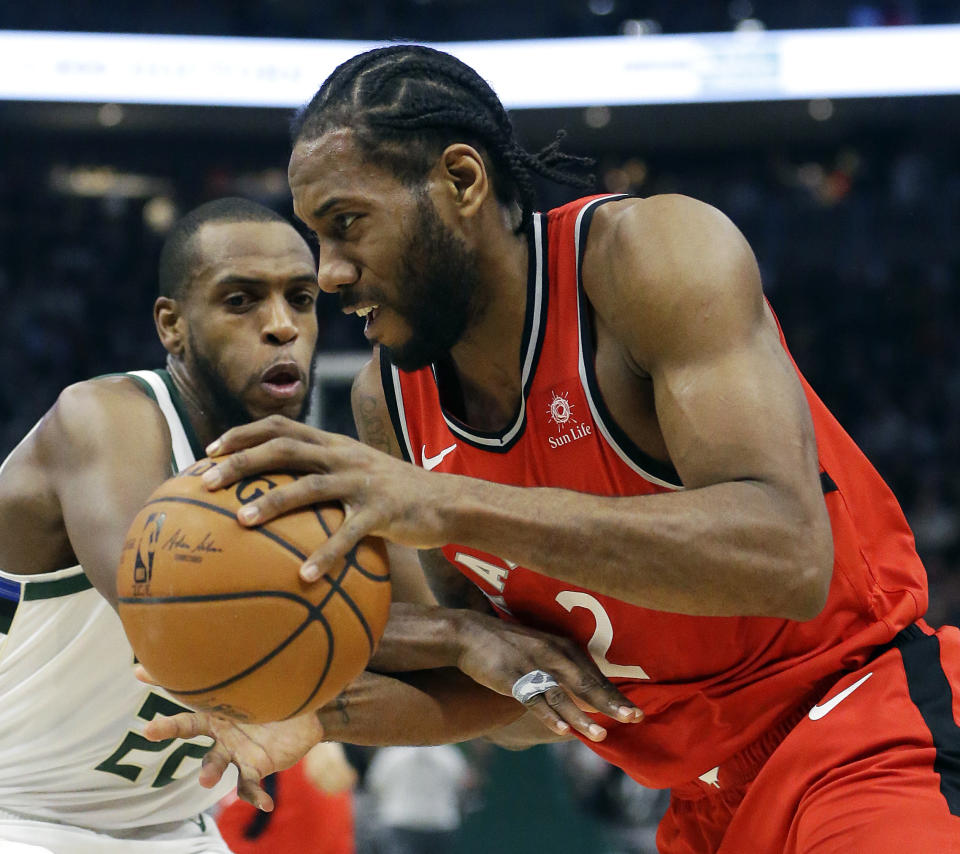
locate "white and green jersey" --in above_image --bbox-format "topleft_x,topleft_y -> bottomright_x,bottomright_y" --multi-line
0,370 -> 237,832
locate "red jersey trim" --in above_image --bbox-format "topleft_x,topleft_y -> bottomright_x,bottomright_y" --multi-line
431,212 -> 547,450
381,345 -> 415,464
571,196 -> 685,489
382,214 -> 549,459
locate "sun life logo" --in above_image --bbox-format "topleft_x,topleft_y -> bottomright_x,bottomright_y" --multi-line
547,390 -> 576,433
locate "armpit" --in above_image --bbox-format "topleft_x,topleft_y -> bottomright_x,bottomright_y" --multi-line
418,548 -> 495,614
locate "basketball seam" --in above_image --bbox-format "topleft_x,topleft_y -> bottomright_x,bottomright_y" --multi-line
174,615 -> 327,695
140,495 -> 308,560
121,575 -> 378,698
118,590 -> 320,606
319,552 -> 376,651
291,618 -> 337,718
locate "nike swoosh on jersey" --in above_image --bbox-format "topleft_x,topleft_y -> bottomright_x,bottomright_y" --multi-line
808,671 -> 874,720
422,443 -> 457,471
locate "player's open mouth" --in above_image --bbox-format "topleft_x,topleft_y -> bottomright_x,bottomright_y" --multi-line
260,363 -> 303,399
356,304 -> 380,337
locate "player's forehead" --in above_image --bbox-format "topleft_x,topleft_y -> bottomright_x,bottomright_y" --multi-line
191,220 -> 315,285
195,220 -> 306,262
288,128 -> 361,187
288,128 -> 407,222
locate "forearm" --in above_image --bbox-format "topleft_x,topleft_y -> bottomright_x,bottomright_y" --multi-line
367,602 -> 466,673
438,476 -> 831,619
319,669 -> 524,746
483,711 -> 575,751
365,596 -> 642,743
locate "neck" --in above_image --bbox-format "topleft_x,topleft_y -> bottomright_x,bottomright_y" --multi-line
447,213 -> 531,428
164,356 -> 230,451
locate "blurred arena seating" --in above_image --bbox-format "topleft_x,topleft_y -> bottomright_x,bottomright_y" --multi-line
1,0 -> 957,39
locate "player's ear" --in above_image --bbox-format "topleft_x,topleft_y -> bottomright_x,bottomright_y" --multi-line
439,144 -> 489,218
154,297 -> 186,356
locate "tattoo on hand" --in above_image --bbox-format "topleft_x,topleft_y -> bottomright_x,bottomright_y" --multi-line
333,694 -> 350,725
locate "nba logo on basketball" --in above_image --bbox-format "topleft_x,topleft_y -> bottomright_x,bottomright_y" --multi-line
132,511 -> 166,596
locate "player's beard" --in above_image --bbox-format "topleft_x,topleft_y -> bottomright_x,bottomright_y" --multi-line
188,333 -> 315,430
382,193 -> 482,372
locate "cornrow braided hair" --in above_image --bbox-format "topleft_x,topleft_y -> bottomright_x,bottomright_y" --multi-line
291,44 -> 594,232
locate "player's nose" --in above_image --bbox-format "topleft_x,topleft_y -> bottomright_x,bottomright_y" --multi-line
315,245 -> 359,294
262,294 -> 298,345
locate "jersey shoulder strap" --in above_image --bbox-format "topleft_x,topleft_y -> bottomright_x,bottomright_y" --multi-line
125,370 -> 197,472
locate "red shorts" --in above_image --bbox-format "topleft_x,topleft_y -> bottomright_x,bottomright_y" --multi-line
658,622 -> 960,854
216,760 -> 354,854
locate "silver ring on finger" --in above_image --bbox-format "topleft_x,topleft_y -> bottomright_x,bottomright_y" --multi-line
511,669 -> 560,705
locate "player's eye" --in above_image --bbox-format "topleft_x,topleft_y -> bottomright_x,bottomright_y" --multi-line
289,290 -> 316,310
333,213 -> 360,233
224,292 -> 254,310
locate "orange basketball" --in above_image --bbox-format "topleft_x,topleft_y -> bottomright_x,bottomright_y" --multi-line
116,458 -> 391,723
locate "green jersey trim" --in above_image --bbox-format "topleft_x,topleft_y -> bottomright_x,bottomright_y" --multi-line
120,372 -> 177,473
98,369 -> 206,470
0,599 -> 16,633
156,369 -> 206,462
22,572 -> 94,600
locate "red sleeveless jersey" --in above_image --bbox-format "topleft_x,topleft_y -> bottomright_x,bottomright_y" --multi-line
381,195 -> 928,789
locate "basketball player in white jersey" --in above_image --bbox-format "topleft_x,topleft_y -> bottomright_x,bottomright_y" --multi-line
0,197 -> 322,853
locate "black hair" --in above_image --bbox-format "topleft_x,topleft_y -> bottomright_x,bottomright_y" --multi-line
291,44 -> 594,232
158,197 -> 289,300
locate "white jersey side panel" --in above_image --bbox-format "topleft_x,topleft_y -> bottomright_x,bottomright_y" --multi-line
0,370 -> 236,832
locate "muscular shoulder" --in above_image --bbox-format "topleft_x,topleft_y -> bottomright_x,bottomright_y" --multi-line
582,195 -> 765,368
350,351 -> 403,458
0,376 -> 171,573
36,376 -> 170,473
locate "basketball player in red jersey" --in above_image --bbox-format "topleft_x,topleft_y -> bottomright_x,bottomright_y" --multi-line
146,47 -> 960,853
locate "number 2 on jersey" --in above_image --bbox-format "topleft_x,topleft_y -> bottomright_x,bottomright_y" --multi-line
452,551 -> 650,679
556,590 -> 650,679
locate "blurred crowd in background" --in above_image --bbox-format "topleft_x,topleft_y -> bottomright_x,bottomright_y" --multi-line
2,0 -> 957,38
2,5 -> 958,853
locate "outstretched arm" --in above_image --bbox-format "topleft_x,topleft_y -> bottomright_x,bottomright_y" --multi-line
143,666 -> 524,810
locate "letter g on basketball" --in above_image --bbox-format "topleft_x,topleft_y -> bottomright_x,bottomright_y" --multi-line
235,475 -> 281,504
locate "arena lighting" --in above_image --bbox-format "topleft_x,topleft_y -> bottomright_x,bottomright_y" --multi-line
0,25 -> 958,109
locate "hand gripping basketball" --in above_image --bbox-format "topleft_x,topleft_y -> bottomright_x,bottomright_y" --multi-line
116,458 -> 392,723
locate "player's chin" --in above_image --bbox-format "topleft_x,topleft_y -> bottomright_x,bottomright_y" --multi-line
248,391 -> 308,422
